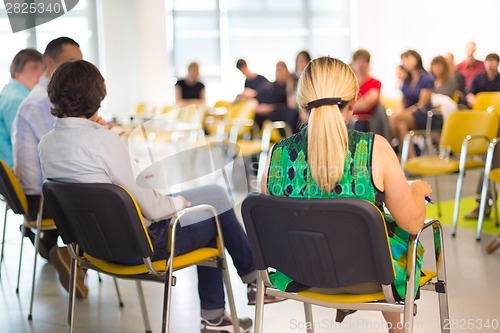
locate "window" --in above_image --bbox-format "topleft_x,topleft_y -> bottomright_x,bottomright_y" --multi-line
167,0 -> 354,104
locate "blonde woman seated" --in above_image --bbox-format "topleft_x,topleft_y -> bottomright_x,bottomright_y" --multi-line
261,57 -> 432,333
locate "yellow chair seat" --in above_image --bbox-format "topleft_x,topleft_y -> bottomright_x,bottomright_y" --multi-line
296,269 -> 437,304
84,247 -> 220,275
404,156 -> 485,176
237,140 -> 267,157
28,218 -> 56,229
488,169 -> 500,182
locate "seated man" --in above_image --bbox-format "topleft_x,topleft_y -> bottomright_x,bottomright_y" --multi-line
464,53 -> 500,219
0,48 -> 43,168
39,60 -> 282,332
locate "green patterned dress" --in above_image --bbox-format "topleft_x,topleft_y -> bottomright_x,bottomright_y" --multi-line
267,127 -> 424,300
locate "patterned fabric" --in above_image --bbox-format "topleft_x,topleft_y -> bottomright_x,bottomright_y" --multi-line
267,126 -> 424,300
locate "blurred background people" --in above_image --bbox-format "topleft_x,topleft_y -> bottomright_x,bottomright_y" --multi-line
236,59 -> 269,100
456,41 -> 484,90
175,61 -> 206,106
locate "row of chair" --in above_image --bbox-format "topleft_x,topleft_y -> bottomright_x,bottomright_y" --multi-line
401,91 -> 500,241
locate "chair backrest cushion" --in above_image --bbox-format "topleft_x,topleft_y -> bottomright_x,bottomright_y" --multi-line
241,193 -> 395,289
439,110 -> 499,155
42,180 -> 154,262
473,91 -> 500,111
0,160 -> 28,215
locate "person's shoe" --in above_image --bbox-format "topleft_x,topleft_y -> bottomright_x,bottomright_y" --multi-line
201,312 -> 252,333
19,225 -> 49,260
335,309 -> 357,323
49,247 -> 88,299
247,282 -> 287,305
464,204 -> 491,220
486,237 -> 500,254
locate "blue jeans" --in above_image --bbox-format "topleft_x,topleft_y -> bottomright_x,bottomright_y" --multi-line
118,185 -> 256,312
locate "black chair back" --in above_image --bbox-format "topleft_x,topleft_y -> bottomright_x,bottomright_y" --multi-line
241,193 -> 395,289
0,160 -> 28,215
42,180 -> 153,262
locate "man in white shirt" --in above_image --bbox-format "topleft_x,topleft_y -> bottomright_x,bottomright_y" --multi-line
11,37 -> 86,298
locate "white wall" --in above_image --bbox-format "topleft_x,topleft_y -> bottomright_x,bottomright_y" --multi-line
356,0 -> 500,97
98,0 -> 170,118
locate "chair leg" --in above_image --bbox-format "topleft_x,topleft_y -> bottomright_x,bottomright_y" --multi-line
136,281 -> 152,333
303,303 -> 314,333
434,176 -> 442,218
16,222 -> 26,294
476,172 -> 492,241
492,182 -> 499,227
451,168 -> 466,237
68,255 -> 77,333
435,224 -> 450,333
0,206 -> 8,278
27,226 -> 41,320
221,256 -> 240,333
254,274 -> 265,333
161,257 -> 175,333
113,277 -> 124,308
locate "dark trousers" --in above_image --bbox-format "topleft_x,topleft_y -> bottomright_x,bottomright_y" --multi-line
118,185 -> 256,311
26,195 -> 59,251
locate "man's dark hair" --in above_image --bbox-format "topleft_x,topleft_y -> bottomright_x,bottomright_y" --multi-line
236,59 -> 247,70
10,48 -> 43,78
485,53 -> 500,63
43,37 -> 80,61
48,60 -> 106,119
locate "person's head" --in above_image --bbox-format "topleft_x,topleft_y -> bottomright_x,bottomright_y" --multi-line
236,59 -> 248,72
47,60 -> 106,120
396,64 -> 408,82
401,50 -> 425,73
484,53 -> 500,75
465,41 -> 477,58
43,37 -> 82,77
187,61 -> 200,81
296,56 -> 359,192
351,49 -> 371,75
295,50 -> 311,75
9,48 -> 43,90
430,55 -> 451,80
443,52 -> 455,69
275,61 -> 290,84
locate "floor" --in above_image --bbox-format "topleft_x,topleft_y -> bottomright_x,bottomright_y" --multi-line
0,169 -> 499,333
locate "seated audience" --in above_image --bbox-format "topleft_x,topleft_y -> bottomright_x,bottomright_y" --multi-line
261,56 -> 431,333
254,61 -> 298,132
175,61 -> 206,106
444,52 -> 466,104
390,50 -> 434,157
430,55 -> 458,100
350,49 -> 382,132
0,48 -> 43,167
236,59 -> 269,100
456,41 -> 485,90
40,60 -> 283,333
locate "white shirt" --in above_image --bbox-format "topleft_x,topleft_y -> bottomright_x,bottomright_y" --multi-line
39,117 -> 184,226
12,76 -> 55,195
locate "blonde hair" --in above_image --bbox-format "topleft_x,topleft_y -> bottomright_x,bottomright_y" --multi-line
296,57 -> 359,192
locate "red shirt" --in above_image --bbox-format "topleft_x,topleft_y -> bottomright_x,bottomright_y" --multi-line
354,76 -> 382,121
456,59 -> 485,89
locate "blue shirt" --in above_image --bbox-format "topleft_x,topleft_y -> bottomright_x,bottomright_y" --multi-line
468,72 -> 500,95
0,79 -> 30,167
401,72 -> 435,110
11,76 -> 55,195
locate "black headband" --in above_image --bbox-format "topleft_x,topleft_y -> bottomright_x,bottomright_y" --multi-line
304,98 -> 348,112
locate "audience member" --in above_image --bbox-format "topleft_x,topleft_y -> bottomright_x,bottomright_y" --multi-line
443,52 -> 466,102
261,56 -> 431,333
175,61 -> 206,106
430,55 -> 458,99
235,59 -> 269,100
287,50 -> 312,124
0,49 -> 43,167
40,60 -> 283,332
254,61 -> 298,132
464,53 -> 500,219
456,41 -> 485,89
11,37 -> 87,298
350,49 -> 382,131
391,50 -> 434,157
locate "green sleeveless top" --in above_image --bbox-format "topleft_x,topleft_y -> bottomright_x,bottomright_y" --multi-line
267,127 -> 424,300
